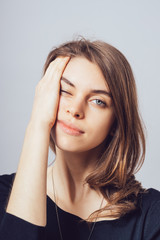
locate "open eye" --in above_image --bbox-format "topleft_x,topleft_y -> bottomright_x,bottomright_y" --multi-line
92,99 -> 107,107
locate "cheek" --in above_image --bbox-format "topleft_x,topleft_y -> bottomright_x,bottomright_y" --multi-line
91,113 -> 115,140
57,97 -> 68,115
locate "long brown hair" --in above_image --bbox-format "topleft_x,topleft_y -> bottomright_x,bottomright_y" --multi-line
44,37 -> 146,221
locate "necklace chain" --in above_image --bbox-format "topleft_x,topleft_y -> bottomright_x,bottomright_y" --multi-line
52,166 -> 104,240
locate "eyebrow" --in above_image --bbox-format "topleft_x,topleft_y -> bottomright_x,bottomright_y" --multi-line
61,76 -> 112,98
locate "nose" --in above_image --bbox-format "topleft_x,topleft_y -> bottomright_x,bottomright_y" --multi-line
66,100 -> 85,119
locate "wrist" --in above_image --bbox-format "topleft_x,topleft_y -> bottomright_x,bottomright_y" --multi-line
27,120 -> 52,134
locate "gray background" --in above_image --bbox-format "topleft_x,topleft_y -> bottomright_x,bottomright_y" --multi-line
0,0 -> 160,190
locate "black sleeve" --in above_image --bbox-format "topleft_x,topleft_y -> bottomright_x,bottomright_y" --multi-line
0,173 -> 46,240
144,200 -> 160,240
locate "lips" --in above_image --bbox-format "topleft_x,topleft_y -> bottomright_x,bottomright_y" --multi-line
57,120 -> 84,135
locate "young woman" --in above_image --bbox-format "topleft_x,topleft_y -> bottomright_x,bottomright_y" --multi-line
0,38 -> 160,240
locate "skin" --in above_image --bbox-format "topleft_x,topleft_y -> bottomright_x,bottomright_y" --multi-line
47,57 -> 115,220
6,57 -> 70,226
6,56 -> 115,227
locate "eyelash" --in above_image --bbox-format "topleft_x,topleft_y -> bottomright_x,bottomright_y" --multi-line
60,90 -> 107,108
92,99 -> 106,107
60,90 -> 71,95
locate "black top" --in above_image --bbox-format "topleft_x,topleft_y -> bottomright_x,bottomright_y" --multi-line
0,173 -> 160,240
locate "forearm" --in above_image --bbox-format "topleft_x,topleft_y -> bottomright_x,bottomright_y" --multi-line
6,121 -> 50,226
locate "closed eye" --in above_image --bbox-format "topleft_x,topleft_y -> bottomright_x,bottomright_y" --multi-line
60,89 -> 71,95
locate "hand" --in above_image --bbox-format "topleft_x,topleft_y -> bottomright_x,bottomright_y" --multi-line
30,56 -> 70,130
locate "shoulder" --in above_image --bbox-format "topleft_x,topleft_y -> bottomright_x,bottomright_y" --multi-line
0,173 -> 16,202
138,188 -> 160,217
138,188 -> 160,239
0,172 -> 16,223
139,188 -> 160,208
0,173 -> 16,191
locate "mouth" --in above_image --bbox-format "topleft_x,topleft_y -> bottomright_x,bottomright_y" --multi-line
57,120 -> 85,136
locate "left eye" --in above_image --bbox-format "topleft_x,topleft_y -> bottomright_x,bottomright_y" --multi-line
92,99 -> 106,107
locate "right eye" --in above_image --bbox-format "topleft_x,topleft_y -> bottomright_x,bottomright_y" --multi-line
60,89 -> 71,95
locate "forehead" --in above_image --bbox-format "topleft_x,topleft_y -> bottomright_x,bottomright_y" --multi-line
62,57 -> 110,91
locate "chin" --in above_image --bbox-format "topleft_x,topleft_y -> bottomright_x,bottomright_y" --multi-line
51,125 -> 107,154
51,126 -> 86,152
54,137 -> 104,155
54,139 -> 86,153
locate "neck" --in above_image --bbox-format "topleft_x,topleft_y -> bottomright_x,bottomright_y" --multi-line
52,146 -> 102,204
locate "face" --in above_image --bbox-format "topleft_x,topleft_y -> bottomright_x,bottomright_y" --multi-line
51,57 -> 115,153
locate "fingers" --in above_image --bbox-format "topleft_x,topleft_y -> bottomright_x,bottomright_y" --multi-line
31,57 -> 70,128
43,57 -> 70,84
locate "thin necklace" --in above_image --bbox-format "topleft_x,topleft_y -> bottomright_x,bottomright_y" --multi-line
52,167 -> 104,240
